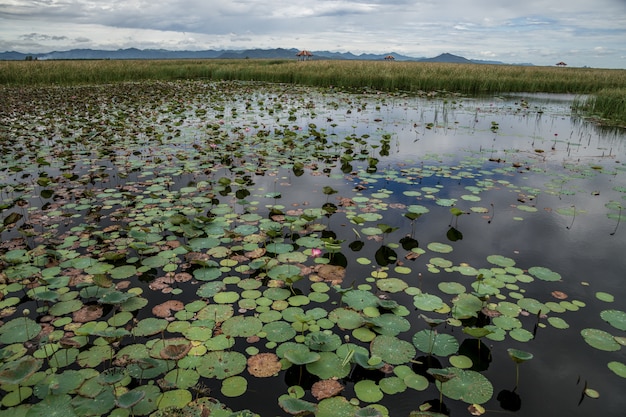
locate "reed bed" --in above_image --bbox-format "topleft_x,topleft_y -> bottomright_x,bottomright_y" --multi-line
1,59 -> 625,123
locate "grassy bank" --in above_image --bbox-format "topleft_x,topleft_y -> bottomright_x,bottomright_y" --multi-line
1,59 -> 625,124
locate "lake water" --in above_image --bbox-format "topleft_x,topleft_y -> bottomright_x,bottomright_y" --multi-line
0,81 -> 624,417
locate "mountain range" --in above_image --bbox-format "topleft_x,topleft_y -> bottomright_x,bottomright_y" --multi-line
0,47 -> 532,65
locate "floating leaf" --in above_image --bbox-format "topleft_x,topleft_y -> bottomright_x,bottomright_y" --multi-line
581,328 -> 621,351
412,330 -> 459,356
354,380 -> 384,403
608,361 -> 626,378
370,335 -> 416,365
600,310 -> 626,331
439,368 -> 494,404
221,375 -> 248,397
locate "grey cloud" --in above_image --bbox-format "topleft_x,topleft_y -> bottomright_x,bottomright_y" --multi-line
19,33 -> 69,41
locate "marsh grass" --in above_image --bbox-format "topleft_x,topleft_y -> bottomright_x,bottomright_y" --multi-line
1,59 -> 625,122
574,88 -> 626,126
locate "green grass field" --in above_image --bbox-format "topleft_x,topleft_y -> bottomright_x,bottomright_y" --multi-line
1,59 -> 624,125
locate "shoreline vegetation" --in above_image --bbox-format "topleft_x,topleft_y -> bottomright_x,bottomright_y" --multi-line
1,59 -> 624,125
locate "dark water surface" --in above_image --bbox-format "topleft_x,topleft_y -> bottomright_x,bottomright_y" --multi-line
0,82 -> 624,417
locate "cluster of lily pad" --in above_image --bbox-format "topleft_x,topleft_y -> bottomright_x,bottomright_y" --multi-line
0,81 -> 625,417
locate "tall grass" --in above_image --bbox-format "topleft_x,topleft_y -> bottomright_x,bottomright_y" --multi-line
574,88 -> 626,126
1,59 -> 625,123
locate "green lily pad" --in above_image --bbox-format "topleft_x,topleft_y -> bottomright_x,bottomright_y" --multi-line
354,380 -> 384,403
0,318 -> 42,344
528,266 -> 562,282
342,290 -> 380,310
0,356 -> 43,384
197,351 -> 246,379
366,314 -> 411,336
413,293 -> 445,311
157,389 -> 192,410
221,316 -> 263,337
306,351 -> 350,379
22,394 -> 78,417
412,330 -> 459,356
438,368 -> 493,404
283,348 -> 321,365
305,331 -> 342,352
600,310 -> 626,331
581,328 -> 621,351
316,396 -> 359,417
370,335 -> 416,365
262,321 -> 297,343
507,348 -> 534,363
608,361 -> 626,378
221,375 -> 248,397
427,242 -> 453,253
487,254 -> 516,267
278,395 -> 317,415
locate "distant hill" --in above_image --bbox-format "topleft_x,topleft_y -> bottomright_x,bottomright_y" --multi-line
0,47 -> 531,65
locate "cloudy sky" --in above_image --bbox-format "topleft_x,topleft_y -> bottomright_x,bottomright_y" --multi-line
1,0 -> 625,68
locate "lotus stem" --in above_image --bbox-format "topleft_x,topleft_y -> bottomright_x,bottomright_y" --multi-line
610,205 -> 621,236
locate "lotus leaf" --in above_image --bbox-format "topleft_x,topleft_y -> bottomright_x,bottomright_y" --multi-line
412,330 -> 459,356
157,389 -> 193,410
547,316 -> 570,329
600,309 -> 626,331
0,318 -> 42,344
133,318 -> 169,337
342,289 -> 380,310
507,348 -> 534,363
221,316 -> 263,337
413,293 -> 445,312
305,331 -> 342,351
438,368 -> 493,404
354,380 -> 384,403
219,375 -> 248,398
115,390 -> 145,409
306,351 -> 351,379
438,282 -> 466,295
23,394 -> 79,417
0,356 -> 42,385
379,376 -> 407,394
581,328 -> 621,351
370,335 -> 416,365
329,308 -> 365,330
366,314 -> 411,336
608,361 -> 626,378
509,328 -> 534,342
517,298 -> 548,315
278,395 -> 317,415
109,265 -> 137,280
262,321 -> 297,343
528,266 -> 562,282
449,355 -> 473,369
74,385 -> 114,414
196,351 -> 246,379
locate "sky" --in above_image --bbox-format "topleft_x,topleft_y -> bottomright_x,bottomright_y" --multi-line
1,0 -> 626,68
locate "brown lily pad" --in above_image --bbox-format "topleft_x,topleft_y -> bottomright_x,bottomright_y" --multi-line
152,300 -> 185,318
160,340 -> 192,360
311,379 -> 345,400
316,264 -> 346,286
73,304 -> 103,323
247,352 -> 282,377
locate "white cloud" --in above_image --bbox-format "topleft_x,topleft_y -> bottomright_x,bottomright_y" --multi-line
0,0 -> 625,67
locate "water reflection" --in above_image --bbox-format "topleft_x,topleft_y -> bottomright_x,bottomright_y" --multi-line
1,84 -> 625,417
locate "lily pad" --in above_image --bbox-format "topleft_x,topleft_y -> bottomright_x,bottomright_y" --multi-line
412,330 -> 459,356
370,335 -> 416,365
600,310 -> 626,331
581,328 -> 621,352
438,368 -> 493,404
354,380 -> 384,403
